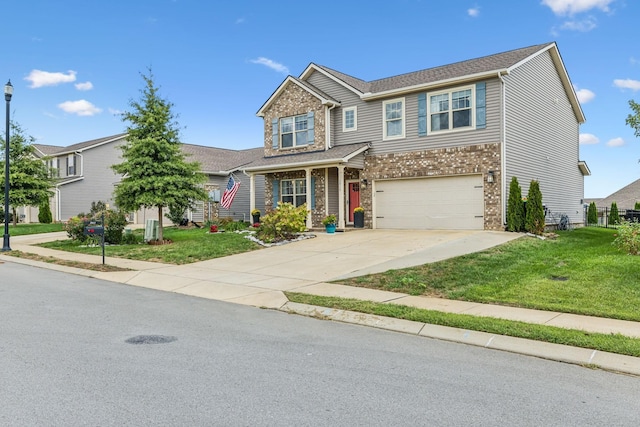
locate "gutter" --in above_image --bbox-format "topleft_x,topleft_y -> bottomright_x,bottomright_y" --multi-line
242,145 -> 370,174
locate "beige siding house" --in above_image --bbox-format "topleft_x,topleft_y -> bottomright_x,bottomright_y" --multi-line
243,42 -> 589,230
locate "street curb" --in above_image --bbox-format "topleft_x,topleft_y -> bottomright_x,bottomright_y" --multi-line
280,301 -> 640,377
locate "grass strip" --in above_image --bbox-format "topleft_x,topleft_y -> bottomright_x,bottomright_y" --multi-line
3,250 -> 131,272
285,292 -> 640,358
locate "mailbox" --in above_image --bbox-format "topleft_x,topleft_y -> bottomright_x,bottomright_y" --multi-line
84,225 -> 104,236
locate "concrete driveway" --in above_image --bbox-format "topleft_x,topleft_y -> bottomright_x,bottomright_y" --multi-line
82,229 -> 521,308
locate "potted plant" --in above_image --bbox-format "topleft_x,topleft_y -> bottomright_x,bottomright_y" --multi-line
322,214 -> 337,234
251,208 -> 261,224
353,206 -> 364,228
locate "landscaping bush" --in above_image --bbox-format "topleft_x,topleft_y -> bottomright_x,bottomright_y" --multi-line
525,180 -> 545,235
587,202 -> 598,226
609,202 -> 620,226
122,230 -> 140,245
506,176 -> 524,232
223,220 -> 249,232
635,201 -> 640,210
256,202 -> 307,243
104,210 -> 128,244
65,216 -> 90,242
165,204 -> 187,226
38,199 -> 53,224
613,220 -> 640,255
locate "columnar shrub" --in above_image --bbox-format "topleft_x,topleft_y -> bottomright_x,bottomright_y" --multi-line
608,202 -> 620,226
104,210 -> 127,244
525,180 -> 545,235
635,201 -> 640,210
587,202 -> 598,226
506,176 -> 524,232
256,203 -> 308,243
38,198 -> 53,224
613,220 -> 640,255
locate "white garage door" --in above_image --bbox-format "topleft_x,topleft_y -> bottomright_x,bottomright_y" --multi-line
374,175 -> 484,230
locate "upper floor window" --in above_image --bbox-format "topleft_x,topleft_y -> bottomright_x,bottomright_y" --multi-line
343,106 -> 357,132
383,98 -> 405,140
47,158 -> 60,178
428,86 -> 474,133
67,154 -> 75,176
281,114 -> 308,148
281,179 -> 306,207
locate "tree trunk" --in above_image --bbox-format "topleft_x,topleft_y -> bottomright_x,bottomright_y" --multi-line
157,206 -> 164,242
12,207 -> 17,226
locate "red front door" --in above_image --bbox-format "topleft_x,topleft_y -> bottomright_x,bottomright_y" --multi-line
348,182 -> 360,222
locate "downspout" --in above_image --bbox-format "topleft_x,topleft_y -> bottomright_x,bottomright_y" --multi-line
76,151 -> 83,176
325,103 -> 337,150
498,71 -> 507,227
55,185 -> 62,222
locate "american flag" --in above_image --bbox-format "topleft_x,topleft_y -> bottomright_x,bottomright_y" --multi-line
220,175 -> 241,209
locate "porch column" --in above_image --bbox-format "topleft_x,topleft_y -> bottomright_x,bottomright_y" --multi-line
305,168 -> 313,229
249,173 -> 256,215
337,165 -> 345,229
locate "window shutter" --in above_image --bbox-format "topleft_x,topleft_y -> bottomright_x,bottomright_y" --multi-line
418,93 -> 427,136
307,111 -> 315,144
476,82 -> 486,129
310,177 -> 316,210
272,118 -> 279,149
272,179 -> 280,208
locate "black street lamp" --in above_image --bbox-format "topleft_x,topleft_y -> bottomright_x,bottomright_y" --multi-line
2,80 -> 12,252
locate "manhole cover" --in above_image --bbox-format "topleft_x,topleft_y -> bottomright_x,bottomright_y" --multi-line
125,335 -> 177,345
550,275 -> 569,281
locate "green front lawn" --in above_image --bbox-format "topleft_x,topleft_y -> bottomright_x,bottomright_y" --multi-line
39,227 -> 260,264
3,223 -> 65,236
335,228 -> 640,322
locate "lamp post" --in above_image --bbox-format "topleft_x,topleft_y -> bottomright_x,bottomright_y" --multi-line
2,80 -> 12,252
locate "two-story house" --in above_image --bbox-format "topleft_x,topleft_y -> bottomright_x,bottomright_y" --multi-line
33,134 -> 265,223
243,42 -> 589,230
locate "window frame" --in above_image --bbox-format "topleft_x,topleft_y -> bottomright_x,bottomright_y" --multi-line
342,106 -> 357,132
382,97 -> 405,140
67,154 -> 75,176
280,178 -> 307,207
427,85 -> 475,135
280,114 -> 308,148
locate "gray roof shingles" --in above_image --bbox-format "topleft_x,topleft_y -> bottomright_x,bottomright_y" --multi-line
244,142 -> 370,170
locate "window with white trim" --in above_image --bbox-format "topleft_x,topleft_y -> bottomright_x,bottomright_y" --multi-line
343,106 -> 357,132
382,98 -> 405,140
428,86 -> 474,133
67,154 -> 75,176
281,179 -> 307,207
281,114 -> 308,148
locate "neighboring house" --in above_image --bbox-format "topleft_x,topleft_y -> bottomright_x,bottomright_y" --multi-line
242,42 -> 589,230
31,134 -> 264,223
593,178 -> 640,210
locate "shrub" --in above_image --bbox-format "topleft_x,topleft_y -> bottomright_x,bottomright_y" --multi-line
165,204 -> 187,226
122,231 -> 140,245
223,220 -> 249,232
256,203 -> 308,243
609,202 -> 620,226
587,202 -> 598,226
89,201 -> 107,217
613,220 -> 640,255
38,199 -> 53,224
65,216 -> 90,242
104,210 -> 127,244
525,180 -> 545,235
506,176 -> 524,232
635,201 -> 640,210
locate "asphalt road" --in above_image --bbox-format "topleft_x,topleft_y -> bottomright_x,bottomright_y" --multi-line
1,262 -> 639,426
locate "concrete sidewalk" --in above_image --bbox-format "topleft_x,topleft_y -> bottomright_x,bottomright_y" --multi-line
2,230 -> 640,376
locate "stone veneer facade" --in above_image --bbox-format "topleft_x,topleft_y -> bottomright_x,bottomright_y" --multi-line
359,143 -> 503,230
262,83 -> 325,157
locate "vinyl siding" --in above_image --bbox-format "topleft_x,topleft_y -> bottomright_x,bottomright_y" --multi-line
306,71 -> 502,155
503,50 -> 584,224
327,167 -> 339,215
214,174 -> 265,221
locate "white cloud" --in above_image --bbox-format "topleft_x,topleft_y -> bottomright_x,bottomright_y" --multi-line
541,0 -> 614,16
108,108 -> 123,115
579,133 -> 599,144
560,17 -> 597,31
467,8 -> 480,17
250,57 -> 289,74
58,100 -> 102,116
614,78 -> 640,91
574,86 -> 595,103
75,81 -> 93,91
25,69 -> 77,88
607,137 -> 625,147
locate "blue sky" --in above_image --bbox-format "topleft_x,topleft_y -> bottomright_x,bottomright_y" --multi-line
4,0 -> 639,197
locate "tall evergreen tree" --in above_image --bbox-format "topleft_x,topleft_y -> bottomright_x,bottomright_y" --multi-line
1,121 -> 53,225
587,202 -> 598,226
634,201 -> 640,210
608,202 -> 620,225
38,198 -> 53,223
506,176 -> 524,232
112,69 -> 207,242
524,180 -> 545,235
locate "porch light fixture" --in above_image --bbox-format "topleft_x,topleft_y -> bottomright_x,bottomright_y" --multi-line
361,178 -> 368,186
2,80 -> 13,252
487,170 -> 495,184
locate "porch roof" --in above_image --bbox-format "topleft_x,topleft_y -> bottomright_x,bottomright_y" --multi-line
242,142 -> 370,173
